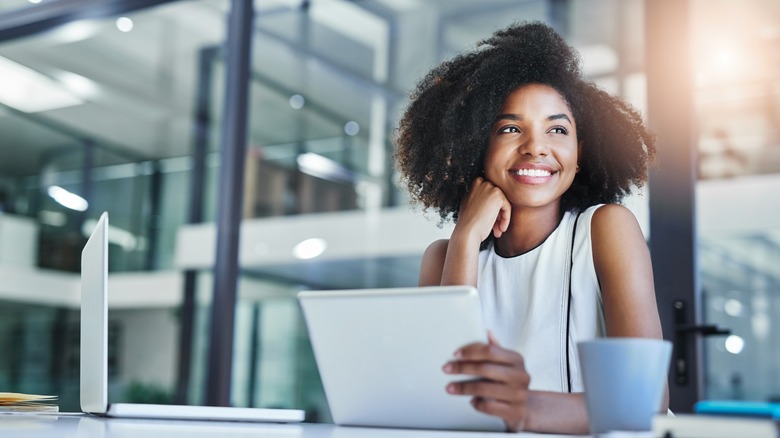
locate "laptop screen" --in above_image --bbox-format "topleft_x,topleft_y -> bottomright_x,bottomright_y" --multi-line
80,212 -> 109,414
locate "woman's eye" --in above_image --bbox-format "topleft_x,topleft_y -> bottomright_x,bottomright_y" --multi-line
499,126 -> 520,134
549,127 -> 568,135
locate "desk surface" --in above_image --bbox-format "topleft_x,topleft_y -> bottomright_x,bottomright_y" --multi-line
0,413 -> 621,438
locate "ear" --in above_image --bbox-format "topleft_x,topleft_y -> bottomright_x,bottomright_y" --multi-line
576,141 -> 583,173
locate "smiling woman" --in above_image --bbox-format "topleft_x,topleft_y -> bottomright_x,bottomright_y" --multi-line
395,21 -> 662,434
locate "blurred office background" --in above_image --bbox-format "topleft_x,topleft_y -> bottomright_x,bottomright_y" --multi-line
0,0 -> 777,418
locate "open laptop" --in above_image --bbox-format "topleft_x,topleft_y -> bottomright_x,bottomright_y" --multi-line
298,286 -> 505,431
80,212 -> 304,423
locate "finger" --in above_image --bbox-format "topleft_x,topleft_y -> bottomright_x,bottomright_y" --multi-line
491,194 -> 510,237
455,343 -> 525,366
498,200 -> 511,232
446,379 -> 522,403
444,361 -> 529,385
487,330 -> 500,347
492,220 -> 503,239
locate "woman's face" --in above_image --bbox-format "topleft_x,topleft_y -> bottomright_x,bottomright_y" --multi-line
483,83 -> 579,212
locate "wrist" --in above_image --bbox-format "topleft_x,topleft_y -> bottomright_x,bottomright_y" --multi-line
450,224 -> 485,248
521,390 -> 539,432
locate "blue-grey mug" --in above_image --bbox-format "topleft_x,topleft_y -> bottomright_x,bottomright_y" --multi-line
578,338 -> 672,434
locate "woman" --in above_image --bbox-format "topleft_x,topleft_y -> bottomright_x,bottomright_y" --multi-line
394,22 -> 665,434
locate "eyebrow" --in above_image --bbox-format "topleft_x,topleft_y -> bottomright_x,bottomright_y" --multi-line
494,113 -> 573,124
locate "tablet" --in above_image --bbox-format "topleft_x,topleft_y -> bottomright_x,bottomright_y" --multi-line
298,286 -> 505,431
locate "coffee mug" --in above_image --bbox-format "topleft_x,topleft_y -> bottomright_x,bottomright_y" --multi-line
578,338 -> 672,434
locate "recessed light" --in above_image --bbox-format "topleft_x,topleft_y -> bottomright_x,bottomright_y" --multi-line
116,17 -> 134,32
289,94 -> 305,109
47,186 -> 88,211
0,56 -> 83,112
293,238 -> 327,260
344,121 -> 360,136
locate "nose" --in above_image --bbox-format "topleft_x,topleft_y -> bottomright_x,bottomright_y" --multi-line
518,131 -> 549,157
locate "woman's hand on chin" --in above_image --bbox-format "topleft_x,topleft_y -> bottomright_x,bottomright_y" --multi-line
454,177 -> 511,244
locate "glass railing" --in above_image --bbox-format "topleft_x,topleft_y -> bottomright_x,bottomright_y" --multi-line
1,132 -> 398,273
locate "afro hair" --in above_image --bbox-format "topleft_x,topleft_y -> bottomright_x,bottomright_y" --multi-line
394,21 -> 655,223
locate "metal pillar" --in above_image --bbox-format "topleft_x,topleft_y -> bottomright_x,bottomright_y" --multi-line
204,0 -> 254,407
645,0 -> 700,413
175,45 -> 219,405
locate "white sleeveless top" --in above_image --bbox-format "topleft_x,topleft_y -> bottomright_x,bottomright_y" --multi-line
477,205 -> 606,393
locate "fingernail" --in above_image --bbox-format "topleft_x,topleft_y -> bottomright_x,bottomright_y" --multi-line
453,350 -> 462,358
443,363 -> 453,373
446,384 -> 455,394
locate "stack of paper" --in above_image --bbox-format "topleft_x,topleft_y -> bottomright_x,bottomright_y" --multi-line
653,413 -> 778,437
0,393 -> 58,413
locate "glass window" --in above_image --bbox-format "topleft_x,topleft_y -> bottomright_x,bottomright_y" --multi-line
693,0 -> 780,402
0,0 -> 230,410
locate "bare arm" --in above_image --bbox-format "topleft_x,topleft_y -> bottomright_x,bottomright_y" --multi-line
591,204 -> 663,340
419,177 -> 511,287
523,391 -> 587,433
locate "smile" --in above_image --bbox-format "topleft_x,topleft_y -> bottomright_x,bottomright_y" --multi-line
510,168 -> 554,177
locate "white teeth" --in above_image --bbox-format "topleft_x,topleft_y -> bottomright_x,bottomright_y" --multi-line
512,169 -> 552,177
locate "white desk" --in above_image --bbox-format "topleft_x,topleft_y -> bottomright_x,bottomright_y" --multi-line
0,414 -> 599,438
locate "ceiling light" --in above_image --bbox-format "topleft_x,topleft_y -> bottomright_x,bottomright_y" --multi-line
48,21 -> 101,44
293,238 -> 327,260
344,121 -> 360,136
297,152 -> 355,183
289,94 -> 305,109
56,71 -> 100,99
28,0 -> 42,3
0,56 -> 83,113
48,186 -> 88,211
116,17 -> 134,32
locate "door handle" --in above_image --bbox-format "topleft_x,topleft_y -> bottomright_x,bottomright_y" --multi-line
672,300 -> 731,386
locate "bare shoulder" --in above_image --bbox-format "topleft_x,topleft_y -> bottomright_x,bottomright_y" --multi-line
591,203 -> 640,233
590,204 -> 645,245
419,239 -> 450,286
423,238 -> 450,258
421,239 -> 450,271
590,204 -> 648,273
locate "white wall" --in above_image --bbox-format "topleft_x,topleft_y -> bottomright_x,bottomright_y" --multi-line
0,214 -> 38,266
175,206 -> 454,269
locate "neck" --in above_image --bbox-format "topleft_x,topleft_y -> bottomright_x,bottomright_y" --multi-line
493,203 -> 563,257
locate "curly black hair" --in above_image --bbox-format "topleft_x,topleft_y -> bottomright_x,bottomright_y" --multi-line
394,21 -> 655,223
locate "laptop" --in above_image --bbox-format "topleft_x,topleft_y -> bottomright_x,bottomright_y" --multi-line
80,212 -> 305,423
298,286 -> 505,431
